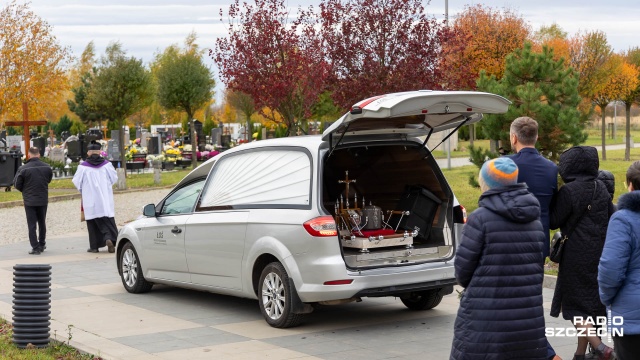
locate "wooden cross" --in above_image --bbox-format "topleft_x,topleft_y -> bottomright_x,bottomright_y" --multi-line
4,102 -> 47,158
338,170 -> 357,210
48,128 -> 55,148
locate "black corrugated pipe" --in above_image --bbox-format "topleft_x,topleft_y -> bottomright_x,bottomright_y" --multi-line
12,264 -> 51,348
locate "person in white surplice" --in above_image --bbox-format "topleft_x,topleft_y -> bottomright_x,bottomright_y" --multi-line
72,141 -> 118,253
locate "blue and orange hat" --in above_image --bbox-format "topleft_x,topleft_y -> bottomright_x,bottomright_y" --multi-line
480,157 -> 519,189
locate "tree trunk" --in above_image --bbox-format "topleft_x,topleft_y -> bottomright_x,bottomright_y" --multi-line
601,108 -> 606,161
469,124 -> 475,147
190,115 -> 197,170
118,121 -> 127,190
626,102 -> 632,161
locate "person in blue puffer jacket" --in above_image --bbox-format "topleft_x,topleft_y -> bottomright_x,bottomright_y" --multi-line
599,160 -> 640,360
450,157 -> 547,360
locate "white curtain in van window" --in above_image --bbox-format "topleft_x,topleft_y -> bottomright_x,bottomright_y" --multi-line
200,150 -> 311,207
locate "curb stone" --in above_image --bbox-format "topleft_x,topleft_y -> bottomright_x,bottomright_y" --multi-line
0,185 -> 174,209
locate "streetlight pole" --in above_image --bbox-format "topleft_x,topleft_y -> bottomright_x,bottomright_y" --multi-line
445,0 -> 452,169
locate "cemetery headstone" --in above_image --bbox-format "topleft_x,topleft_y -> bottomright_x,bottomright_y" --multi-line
48,147 -> 65,164
211,128 -> 221,146
66,139 -> 81,162
32,137 -> 46,156
107,139 -> 120,161
61,131 -> 70,142
7,135 -> 22,151
221,134 -> 231,149
147,136 -> 161,155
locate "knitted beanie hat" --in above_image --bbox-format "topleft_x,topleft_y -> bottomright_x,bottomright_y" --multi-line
480,157 -> 519,189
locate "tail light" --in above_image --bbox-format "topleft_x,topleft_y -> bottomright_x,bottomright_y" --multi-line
303,216 -> 338,237
454,205 -> 467,224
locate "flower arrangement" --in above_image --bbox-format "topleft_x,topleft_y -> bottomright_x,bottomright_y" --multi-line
183,144 -> 193,152
165,148 -> 181,156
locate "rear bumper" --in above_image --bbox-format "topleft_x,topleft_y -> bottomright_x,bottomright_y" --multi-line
354,279 -> 456,298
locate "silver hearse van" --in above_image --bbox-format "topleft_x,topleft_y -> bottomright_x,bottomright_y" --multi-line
116,90 -> 510,328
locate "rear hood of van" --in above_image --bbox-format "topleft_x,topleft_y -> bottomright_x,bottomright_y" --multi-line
322,90 -> 510,141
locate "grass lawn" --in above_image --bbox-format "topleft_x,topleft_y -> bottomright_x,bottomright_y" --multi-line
0,317 -> 101,359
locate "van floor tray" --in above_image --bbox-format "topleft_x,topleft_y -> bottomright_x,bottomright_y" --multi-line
341,234 -> 413,251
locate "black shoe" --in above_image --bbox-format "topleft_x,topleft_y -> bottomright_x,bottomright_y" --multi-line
87,248 -> 99,253
106,240 -> 115,253
38,245 -> 46,252
29,248 -> 41,255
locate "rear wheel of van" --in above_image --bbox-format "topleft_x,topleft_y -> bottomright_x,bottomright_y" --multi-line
400,289 -> 443,310
258,262 -> 302,328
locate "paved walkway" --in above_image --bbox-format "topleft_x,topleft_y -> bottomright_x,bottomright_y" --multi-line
0,231 -> 608,360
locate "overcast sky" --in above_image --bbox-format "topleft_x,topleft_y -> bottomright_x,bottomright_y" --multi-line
25,0 -> 640,100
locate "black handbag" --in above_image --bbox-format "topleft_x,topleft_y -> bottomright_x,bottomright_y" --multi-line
549,181 -> 598,263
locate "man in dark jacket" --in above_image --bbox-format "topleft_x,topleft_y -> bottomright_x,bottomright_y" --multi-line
14,147 -> 53,255
508,117 -> 560,360
508,116 -> 558,258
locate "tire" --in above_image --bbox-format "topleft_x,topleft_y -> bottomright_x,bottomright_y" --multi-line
258,262 -> 303,328
119,242 -> 153,293
400,289 -> 443,310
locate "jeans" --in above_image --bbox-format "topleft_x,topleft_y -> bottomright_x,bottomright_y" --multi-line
25,205 -> 47,250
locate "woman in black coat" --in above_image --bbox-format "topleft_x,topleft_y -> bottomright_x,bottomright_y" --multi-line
451,157 -> 547,360
550,146 -> 616,360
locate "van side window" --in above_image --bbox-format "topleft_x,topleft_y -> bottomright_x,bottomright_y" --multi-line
160,179 -> 205,215
199,149 -> 311,209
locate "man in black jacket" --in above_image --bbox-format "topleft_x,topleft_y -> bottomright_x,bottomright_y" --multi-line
14,147 -> 53,255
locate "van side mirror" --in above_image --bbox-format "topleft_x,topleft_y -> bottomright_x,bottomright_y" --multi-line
143,204 -> 156,217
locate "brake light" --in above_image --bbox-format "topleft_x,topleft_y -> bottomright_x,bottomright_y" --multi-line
323,279 -> 353,285
461,205 -> 467,223
303,216 -> 338,237
454,205 -> 467,224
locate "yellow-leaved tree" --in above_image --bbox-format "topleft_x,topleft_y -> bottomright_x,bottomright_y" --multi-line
592,54 -> 639,160
0,1 -> 72,123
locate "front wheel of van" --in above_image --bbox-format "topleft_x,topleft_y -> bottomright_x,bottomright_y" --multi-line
258,262 -> 302,328
400,289 -> 443,310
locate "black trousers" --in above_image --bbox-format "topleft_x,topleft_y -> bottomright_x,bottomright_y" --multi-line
25,205 -> 47,250
86,217 -> 118,250
614,334 -> 640,360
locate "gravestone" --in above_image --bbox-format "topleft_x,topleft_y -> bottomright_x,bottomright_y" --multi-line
48,147 -> 65,164
147,136 -> 161,155
267,129 -> 276,139
66,139 -> 81,162
221,134 -> 231,149
7,136 -> 22,151
211,128 -> 221,146
190,120 -> 205,150
140,133 -> 151,148
0,130 -> 6,142
61,131 -> 70,142
32,137 -> 46,156
107,139 -> 120,161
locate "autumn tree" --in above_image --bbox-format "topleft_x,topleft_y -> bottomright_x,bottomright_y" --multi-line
570,31 -> 613,105
88,42 -> 155,178
532,23 -> 571,64
622,48 -> 640,160
226,90 -> 255,141
214,0 -> 329,136
155,33 -> 214,169
448,4 -> 530,81
0,1 -> 72,123
592,54 -> 639,160
319,0 -> 459,110
477,42 -> 585,162
67,42 -> 106,131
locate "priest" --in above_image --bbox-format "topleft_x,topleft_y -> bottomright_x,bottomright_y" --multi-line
72,141 -> 118,253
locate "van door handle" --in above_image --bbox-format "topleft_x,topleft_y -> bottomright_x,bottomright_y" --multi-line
171,226 -> 182,234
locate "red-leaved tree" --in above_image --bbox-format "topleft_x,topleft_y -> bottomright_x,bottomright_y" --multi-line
213,0 -> 329,136
319,0 -> 464,109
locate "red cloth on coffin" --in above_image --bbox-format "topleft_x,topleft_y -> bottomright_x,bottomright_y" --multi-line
353,229 -> 396,237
